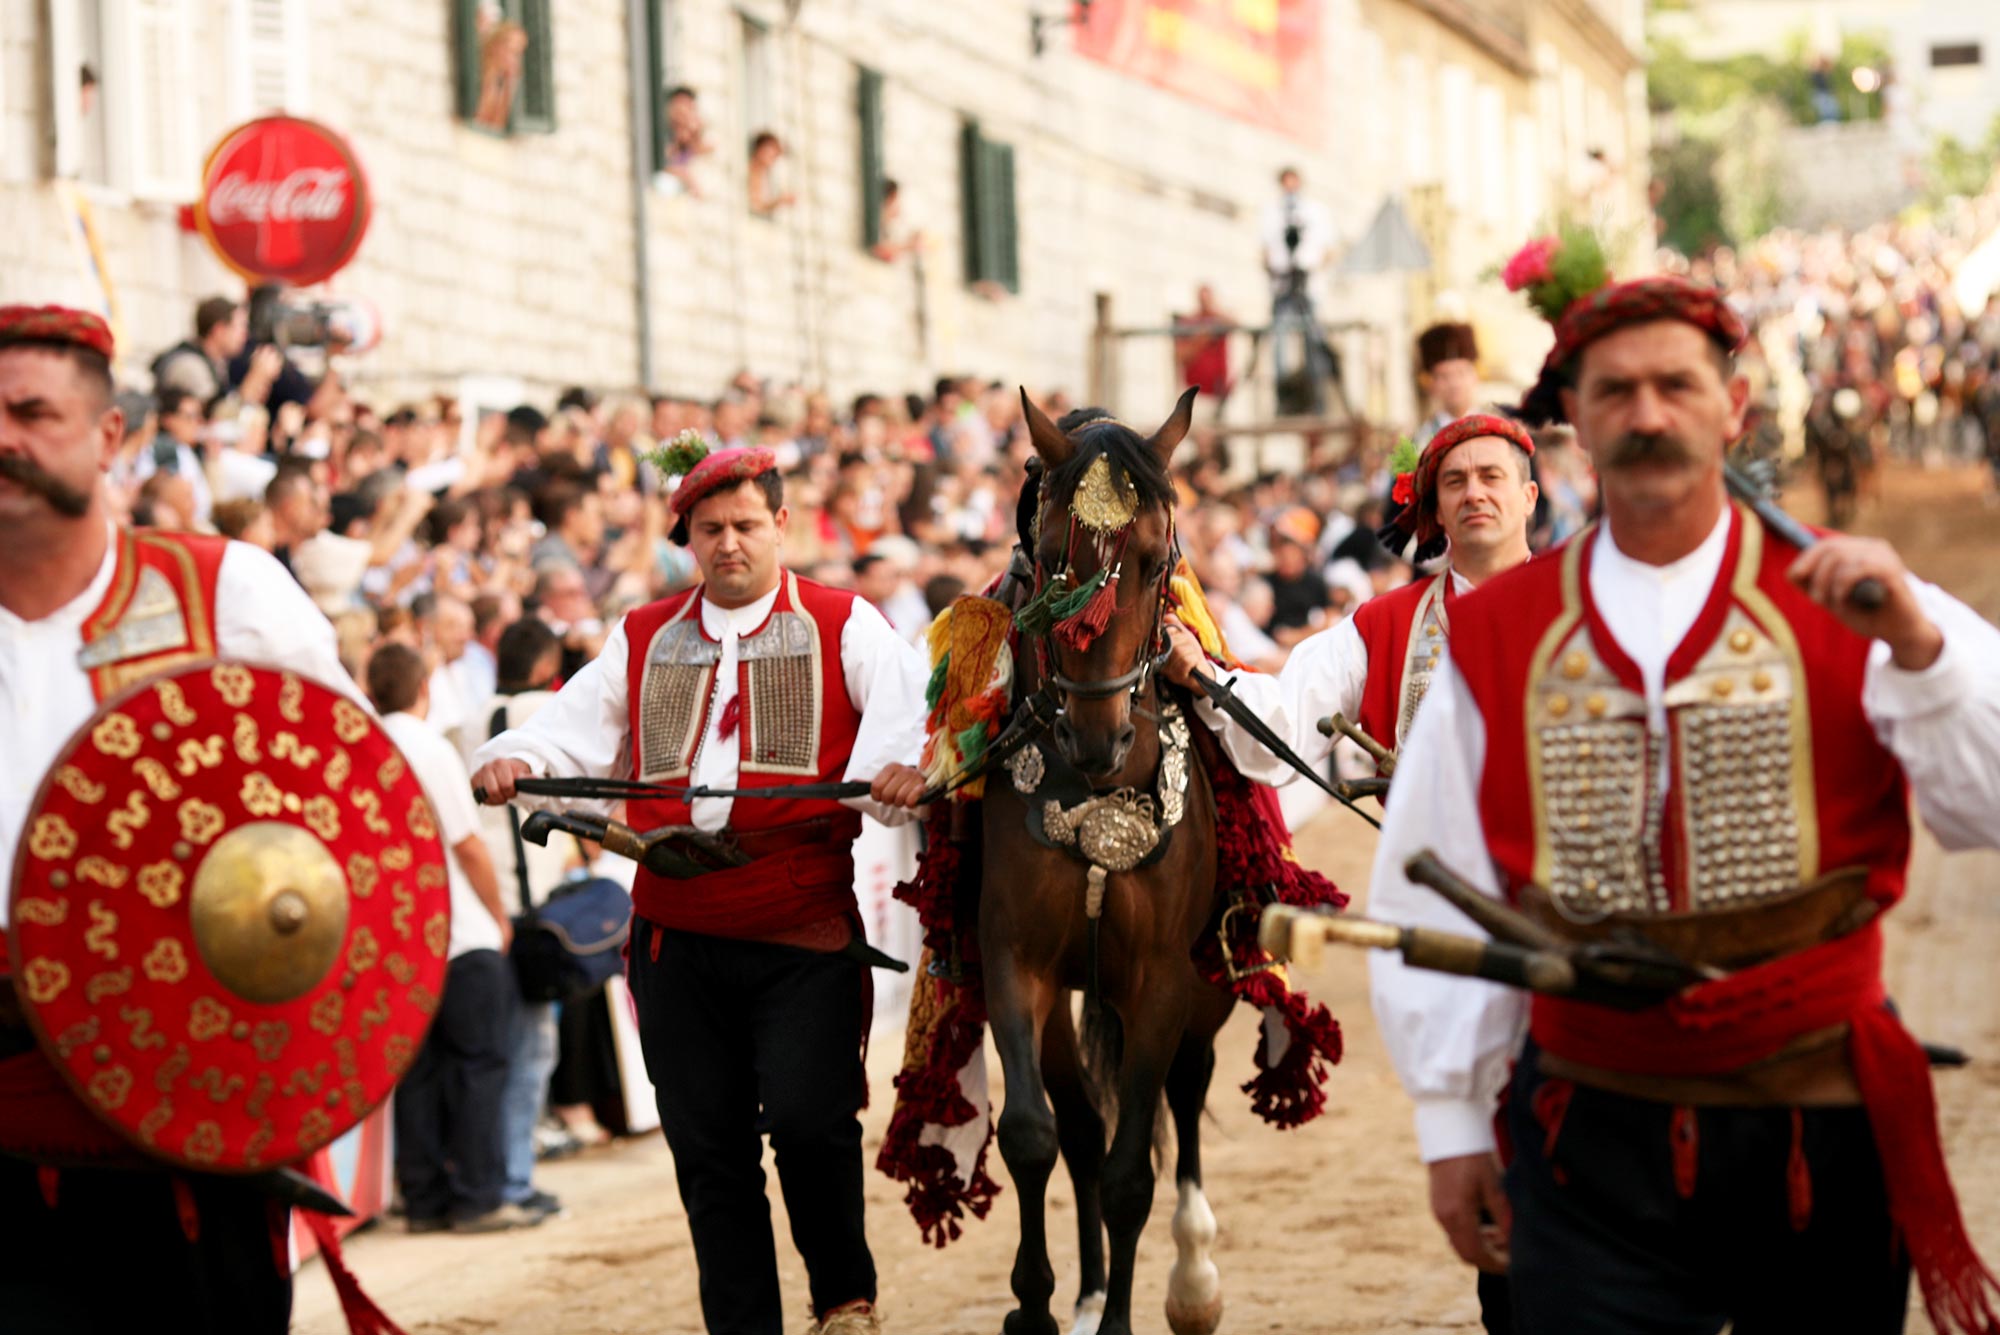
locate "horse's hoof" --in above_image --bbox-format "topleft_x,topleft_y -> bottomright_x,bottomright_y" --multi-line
1069,1292 -> 1107,1335
1164,1294 -> 1223,1335
1003,1310 -> 1060,1335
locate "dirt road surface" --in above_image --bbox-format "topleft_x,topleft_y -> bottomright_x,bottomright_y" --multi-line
296,464 -> 2000,1334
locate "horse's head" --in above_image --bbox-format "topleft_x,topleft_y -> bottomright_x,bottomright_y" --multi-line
1020,386 -> 1195,779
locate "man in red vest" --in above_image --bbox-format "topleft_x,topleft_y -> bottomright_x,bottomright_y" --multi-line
1163,411 -> 1538,1335
472,444 -> 928,1335
1371,246 -> 2000,1333
0,305 -> 366,1330
1161,413 -> 1539,785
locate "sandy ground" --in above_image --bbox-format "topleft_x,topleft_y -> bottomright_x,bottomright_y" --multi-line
296,463 -> 2000,1335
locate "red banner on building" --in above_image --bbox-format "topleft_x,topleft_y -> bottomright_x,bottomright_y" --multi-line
1075,0 -> 1322,144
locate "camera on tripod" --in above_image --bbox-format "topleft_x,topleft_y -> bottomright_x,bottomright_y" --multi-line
246,283 -> 338,350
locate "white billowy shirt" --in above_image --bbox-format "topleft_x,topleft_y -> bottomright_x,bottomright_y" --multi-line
380,710 -> 501,959
1368,507 -> 2000,1163
1193,571 -> 1474,789
0,529 -> 367,928
472,583 -> 929,831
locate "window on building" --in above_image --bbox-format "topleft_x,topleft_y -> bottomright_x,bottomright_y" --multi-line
1931,43 -> 1982,69
454,0 -> 555,135
48,0 -> 198,201
960,120 -> 1019,294
229,0 -> 311,120
858,67 -> 886,251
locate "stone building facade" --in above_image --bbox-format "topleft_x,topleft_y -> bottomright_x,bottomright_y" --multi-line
1,0 -> 1645,423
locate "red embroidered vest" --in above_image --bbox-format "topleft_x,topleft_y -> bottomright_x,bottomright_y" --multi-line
1452,505 -> 1909,926
1449,507 -> 2000,1333
0,527 -> 226,1166
1352,572 -> 1452,751
620,570 -> 864,835
77,528 -> 229,701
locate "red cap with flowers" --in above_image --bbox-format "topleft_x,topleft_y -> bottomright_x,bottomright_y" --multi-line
1383,413 -> 1536,550
644,430 -> 779,519
1503,222 -> 1747,425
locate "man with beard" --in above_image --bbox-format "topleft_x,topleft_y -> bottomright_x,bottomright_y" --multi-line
1368,244 -> 2000,1334
0,305 -> 364,1331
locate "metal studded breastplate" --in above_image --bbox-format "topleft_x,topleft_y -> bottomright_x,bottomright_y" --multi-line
1532,607 -> 1811,923
635,608 -> 824,781
1394,577 -> 1449,746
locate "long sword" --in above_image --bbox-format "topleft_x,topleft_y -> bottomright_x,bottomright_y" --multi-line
1185,669 -> 1383,830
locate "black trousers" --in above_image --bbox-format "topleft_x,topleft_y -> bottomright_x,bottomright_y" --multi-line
0,1155 -> 291,1333
1504,1045 -> 1909,1334
394,947 -> 517,1222
626,921 -> 874,1335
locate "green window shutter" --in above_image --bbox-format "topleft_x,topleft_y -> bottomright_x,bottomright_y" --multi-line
648,1 -> 669,171
453,0 -> 482,121
858,67 -> 885,250
993,141 -> 1018,293
960,120 -> 984,285
514,0 -> 555,133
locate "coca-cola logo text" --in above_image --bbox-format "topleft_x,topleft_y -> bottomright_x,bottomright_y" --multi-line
207,168 -> 353,226
194,116 -> 371,286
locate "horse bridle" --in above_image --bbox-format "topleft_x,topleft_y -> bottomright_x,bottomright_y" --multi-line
1030,486 -> 1178,706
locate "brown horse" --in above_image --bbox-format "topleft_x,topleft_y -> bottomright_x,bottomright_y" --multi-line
981,389 -> 1235,1335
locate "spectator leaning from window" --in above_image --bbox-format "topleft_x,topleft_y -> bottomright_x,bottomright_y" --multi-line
662,85 -> 712,197
747,129 -> 796,218
869,179 -> 925,262
151,295 -> 246,408
367,643 -> 535,1234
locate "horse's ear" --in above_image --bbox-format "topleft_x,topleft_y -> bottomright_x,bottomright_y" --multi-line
1150,387 -> 1198,461
1021,388 -> 1073,468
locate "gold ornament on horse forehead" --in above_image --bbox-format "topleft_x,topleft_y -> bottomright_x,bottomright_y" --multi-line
1072,456 -> 1138,534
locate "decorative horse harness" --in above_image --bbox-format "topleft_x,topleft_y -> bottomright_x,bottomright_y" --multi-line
1007,444 -> 1191,926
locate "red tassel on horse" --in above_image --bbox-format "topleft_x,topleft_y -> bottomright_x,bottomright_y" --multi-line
1055,568 -> 1120,652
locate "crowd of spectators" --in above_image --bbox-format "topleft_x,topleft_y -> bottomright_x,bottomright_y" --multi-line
1673,191 -> 2000,520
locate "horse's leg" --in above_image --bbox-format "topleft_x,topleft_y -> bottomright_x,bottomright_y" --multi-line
1163,988 -> 1232,1335
989,954 -> 1063,1335
1043,996 -> 1107,1335
1096,985 -> 1186,1335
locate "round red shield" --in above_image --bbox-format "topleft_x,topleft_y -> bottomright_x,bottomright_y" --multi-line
9,663 -> 449,1172
194,116 -> 371,287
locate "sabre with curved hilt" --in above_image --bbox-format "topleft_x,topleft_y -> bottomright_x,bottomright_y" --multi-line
1723,461 -> 1886,610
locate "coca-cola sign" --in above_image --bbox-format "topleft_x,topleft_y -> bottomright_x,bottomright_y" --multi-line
194,116 -> 370,287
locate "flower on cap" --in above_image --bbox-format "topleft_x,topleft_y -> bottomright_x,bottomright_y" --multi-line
1497,221 -> 1612,326
641,428 -> 711,480
1386,436 -> 1421,507
1501,236 -> 1558,293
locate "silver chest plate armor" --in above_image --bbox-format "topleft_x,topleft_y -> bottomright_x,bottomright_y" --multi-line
635,593 -> 825,781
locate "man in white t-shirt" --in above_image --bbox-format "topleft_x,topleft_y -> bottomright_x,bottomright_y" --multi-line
369,643 -> 541,1234
476,618 -> 574,1220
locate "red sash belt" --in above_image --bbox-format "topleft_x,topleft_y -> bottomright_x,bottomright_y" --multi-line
629,815 -> 863,941
1533,924 -> 1999,1334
